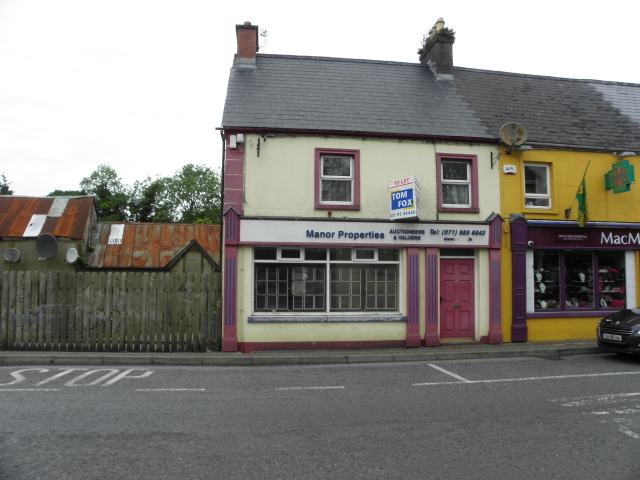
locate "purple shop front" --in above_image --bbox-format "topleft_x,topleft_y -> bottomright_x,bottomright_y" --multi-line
528,226 -> 640,249
511,218 -> 640,342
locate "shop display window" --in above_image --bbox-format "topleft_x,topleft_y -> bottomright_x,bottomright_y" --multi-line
254,247 -> 399,313
533,250 -> 625,311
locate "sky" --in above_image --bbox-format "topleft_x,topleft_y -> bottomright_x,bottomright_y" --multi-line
1,0 -> 638,197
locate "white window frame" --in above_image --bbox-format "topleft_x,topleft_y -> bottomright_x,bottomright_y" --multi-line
354,248 -> 377,262
278,247 -> 303,261
253,247 -> 400,313
524,163 -> 551,209
320,155 -> 354,205
441,160 -> 471,208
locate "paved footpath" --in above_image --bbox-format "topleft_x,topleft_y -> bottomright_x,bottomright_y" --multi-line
0,339 -> 601,367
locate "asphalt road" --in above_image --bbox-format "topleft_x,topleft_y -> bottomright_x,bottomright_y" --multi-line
2,353 -> 640,479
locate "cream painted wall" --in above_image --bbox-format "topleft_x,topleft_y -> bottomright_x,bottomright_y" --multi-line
475,249 -> 490,339
235,243 -> 493,344
242,135 -> 500,221
234,245 -> 407,344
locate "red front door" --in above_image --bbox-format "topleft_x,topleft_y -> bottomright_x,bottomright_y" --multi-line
440,259 -> 475,339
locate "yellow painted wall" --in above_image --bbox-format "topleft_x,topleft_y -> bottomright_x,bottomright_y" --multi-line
500,148 -> 640,341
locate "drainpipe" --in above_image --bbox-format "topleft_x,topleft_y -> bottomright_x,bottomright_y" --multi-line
219,129 -> 225,265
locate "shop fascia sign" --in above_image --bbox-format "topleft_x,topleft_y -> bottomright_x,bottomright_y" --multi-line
389,177 -> 420,220
239,219 -> 490,247
530,226 -> 640,249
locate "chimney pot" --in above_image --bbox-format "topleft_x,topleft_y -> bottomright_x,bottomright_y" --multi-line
419,18 -> 454,80
235,22 -> 259,68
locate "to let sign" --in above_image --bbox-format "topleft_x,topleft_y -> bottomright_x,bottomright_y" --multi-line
389,177 -> 420,220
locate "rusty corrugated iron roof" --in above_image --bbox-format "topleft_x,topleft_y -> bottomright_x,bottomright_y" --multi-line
0,196 -> 95,239
87,222 -> 221,269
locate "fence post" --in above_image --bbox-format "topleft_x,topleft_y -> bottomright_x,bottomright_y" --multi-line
0,272 -> 9,350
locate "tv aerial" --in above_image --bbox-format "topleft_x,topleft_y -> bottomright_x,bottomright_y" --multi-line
259,29 -> 268,48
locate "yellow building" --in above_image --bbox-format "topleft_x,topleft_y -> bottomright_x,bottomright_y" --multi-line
501,148 -> 640,342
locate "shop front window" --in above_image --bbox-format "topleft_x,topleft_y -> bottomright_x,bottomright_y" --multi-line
565,251 -> 594,309
533,250 -> 626,311
254,247 -> 399,313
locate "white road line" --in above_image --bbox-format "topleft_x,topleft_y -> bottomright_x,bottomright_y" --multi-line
413,370 -> 640,386
0,388 -> 60,392
427,364 -> 470,382
614,418 -> 640,440
551,392 -> 640,407
276,386 -> 345,390
135,388 -> 205,392
587,408 -> 640,415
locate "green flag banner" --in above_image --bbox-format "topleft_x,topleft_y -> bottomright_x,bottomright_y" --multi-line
576,177 -> 588,227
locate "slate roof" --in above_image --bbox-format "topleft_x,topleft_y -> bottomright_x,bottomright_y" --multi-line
222,54 -> 640,151
0,196 -> 95,239
87,222 -> 221,269
222,55 -> 491,140
454,68 -> 640,151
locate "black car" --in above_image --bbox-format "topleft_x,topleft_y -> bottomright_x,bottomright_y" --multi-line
597,308 -> 640,354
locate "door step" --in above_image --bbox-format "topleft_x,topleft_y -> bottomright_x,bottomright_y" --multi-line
439,338 -> 477,345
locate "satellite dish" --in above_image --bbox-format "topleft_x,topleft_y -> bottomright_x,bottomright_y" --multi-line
36,233 -> 58,259
66,247 -> 79,263
3,248 -> 20,263
499,123 -> 528,146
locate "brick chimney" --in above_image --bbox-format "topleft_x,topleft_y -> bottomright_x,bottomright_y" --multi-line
419,18 -> 454,80
235,21 -> 259,68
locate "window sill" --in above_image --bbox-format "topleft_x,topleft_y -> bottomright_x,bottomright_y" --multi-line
437,207 -> 479,213
523,207 -> 560,215
527,310 -> 620,318
315,204 -> 360,210
249,314 -> 407,323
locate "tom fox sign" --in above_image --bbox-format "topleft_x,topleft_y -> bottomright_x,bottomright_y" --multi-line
389,177 -> 420,220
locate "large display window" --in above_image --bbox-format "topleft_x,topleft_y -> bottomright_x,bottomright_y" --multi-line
533,250 -> 626,311
254,247 -> 400,313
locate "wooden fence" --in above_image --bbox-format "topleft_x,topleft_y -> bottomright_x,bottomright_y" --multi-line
0,270 -> 222,352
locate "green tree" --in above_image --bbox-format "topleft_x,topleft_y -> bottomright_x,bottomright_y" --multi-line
164,164 -> 221,224
1,173 -> 14,195
80,165 -> 130,221
129,177 -> 172,223
47,189 -> 87,196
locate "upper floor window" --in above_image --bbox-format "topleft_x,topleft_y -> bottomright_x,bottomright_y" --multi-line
524,163 -> 551,208
315,148 -> 360,210
321,156 -> 353,203
442,161 -> 470,207
436,154 -> 479,213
